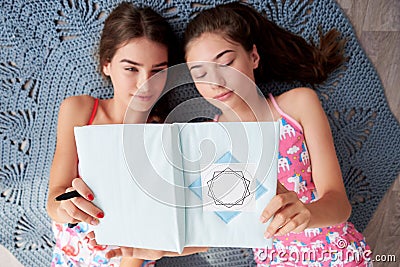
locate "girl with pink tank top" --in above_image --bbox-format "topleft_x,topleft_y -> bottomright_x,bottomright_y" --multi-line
47,3 -> 174,266
51,99 -> 121,266
184,2 -> 372,266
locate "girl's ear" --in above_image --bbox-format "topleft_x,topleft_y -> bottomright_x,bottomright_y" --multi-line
251,44 -> 260,69
103,61 -> 111,76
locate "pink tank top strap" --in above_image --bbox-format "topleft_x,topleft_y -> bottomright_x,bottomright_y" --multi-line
87,98 -> 99,125
268,93 -> 303,131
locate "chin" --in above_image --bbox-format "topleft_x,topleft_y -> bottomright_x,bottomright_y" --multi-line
215,99 -> 236,112
127,106 -> 150,113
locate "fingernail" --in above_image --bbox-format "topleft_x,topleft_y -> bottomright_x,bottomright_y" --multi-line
97,212 -> 104,218
87,194 -> 94,201
91,218 -> 99,225
259,216 -> 266,223
264,232 -> 272,239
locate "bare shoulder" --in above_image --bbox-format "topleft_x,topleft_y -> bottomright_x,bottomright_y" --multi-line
275,87 -> 322,122
276,87 -> 319,106
58,95 -> 97,126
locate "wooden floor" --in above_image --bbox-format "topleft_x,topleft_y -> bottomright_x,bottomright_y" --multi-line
337,0 -> 400,266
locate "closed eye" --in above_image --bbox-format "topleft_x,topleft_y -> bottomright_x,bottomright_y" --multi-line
194,72 -> 207,79
220,60 -> 234,67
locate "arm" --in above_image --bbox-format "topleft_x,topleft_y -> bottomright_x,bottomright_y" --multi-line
120,257 -> 145,267
105,246 -> 209,260
163,247 -> 209,257
260,88 -> 351,236
46,96 -> 104,225
298,88 -> 351,226
84,231 -> 208,260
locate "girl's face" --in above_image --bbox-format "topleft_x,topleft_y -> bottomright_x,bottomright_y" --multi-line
103,37 -> 168,112
186,33 -> 260,112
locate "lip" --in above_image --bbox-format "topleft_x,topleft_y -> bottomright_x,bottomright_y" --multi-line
213,90 -> 233,101
133,95 -> 153,101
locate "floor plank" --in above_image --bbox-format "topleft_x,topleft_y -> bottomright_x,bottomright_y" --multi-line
360,31 -> 400,117
363,0 -> 400,31
337,0 -> 400,264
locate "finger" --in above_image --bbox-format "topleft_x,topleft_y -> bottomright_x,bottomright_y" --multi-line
61,200 -> 99,226
289,210 -> 311,234
273,201 -> 301,223
83,231 -> 97,246
65,187 -> 75,193
275,213 -> 309,236
121,247 -> 137,258
88,238 -> 97,247
85,231 -> 98,246
89,239 -> 106,249
86,232 -> 108,250
62,187 -> 79,220
264,210 -> 290,238
291,221 -> 309,234
278,202 -> 311,234
72,177 -> 95,201
70,196 -> 104,220
86,231 -> 95,240
106,249 -> 121,259
133,248 -> 163,260
259,193 -> 296,223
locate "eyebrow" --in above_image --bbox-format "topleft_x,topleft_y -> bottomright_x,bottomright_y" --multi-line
120,59 -> 168,68
215,49 -> 234,60
189,49 -> 235,71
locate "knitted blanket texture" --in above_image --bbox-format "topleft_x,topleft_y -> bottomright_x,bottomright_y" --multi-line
1,0 -> 399,266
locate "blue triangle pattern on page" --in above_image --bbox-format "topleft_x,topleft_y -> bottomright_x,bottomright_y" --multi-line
188,151 -> 267,224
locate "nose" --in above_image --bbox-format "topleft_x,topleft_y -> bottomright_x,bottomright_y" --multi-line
209,69 -> 226,90
136,72 -> 152,92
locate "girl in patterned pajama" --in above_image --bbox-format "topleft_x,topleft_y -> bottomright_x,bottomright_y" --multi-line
182,2 -> 372,266
46,2 -> 175,266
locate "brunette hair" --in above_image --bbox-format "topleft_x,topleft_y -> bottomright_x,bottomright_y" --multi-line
184,2 -> 346,84
99,2 -> 177,121
99,2 -> 176,75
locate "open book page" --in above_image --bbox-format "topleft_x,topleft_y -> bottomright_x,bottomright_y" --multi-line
74,124 -> 185,252
74,122 -> 279,252
181,122 -> 278,249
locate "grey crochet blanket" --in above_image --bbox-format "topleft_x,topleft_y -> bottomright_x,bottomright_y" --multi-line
0,0 -> 399,266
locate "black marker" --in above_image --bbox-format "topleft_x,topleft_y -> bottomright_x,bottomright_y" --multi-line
55,190 -> 81,201
55,190 -> 82,228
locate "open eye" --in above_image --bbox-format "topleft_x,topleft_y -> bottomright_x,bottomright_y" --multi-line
125,67 -> 138,72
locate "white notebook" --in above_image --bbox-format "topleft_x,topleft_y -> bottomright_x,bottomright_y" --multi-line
74,122 -> 279,253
